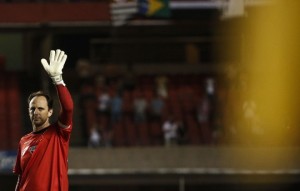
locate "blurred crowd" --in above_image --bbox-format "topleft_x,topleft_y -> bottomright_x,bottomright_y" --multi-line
0,55 -> 291,149
75,60 -> 220,148
72,60 -> 297,148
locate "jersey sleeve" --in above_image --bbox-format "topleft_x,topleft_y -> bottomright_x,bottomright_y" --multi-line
13,143 -> 22,175
56,85 -> 73,128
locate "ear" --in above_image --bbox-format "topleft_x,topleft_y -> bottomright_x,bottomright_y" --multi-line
48,109 -> 53,117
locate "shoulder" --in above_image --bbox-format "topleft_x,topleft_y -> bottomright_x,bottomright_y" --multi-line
19,132 -> 33,144
48,122 -> 70,132
21,132 -> 33,139
42,123 -> 72,141
52,122 -> 73,134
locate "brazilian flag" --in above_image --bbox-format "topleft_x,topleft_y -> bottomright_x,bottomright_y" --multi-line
138,0 -> 171,18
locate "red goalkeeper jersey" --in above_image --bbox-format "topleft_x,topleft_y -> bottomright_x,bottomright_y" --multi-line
13,85 -> 73,191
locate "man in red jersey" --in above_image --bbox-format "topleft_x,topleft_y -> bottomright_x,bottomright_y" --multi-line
13,49 -> 73,191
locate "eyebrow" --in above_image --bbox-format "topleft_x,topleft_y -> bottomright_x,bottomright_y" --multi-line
29,106 -> 46,110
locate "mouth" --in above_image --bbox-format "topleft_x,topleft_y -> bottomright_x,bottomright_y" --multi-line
32,117 -> 41,122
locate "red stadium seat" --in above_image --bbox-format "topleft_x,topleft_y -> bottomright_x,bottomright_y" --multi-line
124,117 -> 137,146
149,122 -> 163,145
111,122 -> 126,147
136,123 -> 150,146
185,116 -> 202,145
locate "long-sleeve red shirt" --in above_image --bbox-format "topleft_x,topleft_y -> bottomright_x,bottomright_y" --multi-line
14,85 -> 73,191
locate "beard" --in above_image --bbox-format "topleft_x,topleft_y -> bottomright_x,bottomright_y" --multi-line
31,116 -> 47,127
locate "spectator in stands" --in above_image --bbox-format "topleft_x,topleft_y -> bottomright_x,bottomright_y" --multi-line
196,94 -> 211,126
155,74 -> 169,98
196,78 -> 217,144
206,78 -> 217,127
94,76 -> 110,137
149,93 -> 165,123
96,86 -> 111,120
133,92 -> 148,123
88,124 -> 101,148
176,120 -> 187,145
110,92 -> 123,123
162,115 -> 178,146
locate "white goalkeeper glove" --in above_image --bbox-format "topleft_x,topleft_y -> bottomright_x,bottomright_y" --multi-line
41,49 -> 67,86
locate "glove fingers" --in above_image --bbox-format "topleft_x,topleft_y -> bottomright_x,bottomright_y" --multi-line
54,49 -> 61,62
58,51 -> 65,63
58,55 -> 67,71
50,50 -> 55,63
41,59 -> 50,73
43,49 -> 67,77
62,54 -> 67,66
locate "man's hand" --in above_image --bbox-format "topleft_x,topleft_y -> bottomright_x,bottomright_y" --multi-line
41,49 -> 67,85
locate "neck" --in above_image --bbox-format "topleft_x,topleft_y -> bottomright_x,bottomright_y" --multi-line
33,121 -> 50,132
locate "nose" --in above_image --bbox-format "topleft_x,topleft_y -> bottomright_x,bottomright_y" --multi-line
33,108 -> 39,115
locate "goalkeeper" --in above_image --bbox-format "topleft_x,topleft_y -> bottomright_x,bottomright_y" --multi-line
13,49 -> 74,191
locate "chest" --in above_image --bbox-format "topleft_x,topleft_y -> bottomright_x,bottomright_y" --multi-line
21,134 -> 43,157
19,131 -> 51,169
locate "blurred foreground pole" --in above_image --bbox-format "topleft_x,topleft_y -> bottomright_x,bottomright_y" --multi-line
220,0 -> 300,182
245,0 -> 300,146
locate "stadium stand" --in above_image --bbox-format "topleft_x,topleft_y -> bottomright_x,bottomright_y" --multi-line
2,0 -> 300,190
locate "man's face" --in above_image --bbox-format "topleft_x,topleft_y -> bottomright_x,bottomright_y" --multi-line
28,96 -> 53,128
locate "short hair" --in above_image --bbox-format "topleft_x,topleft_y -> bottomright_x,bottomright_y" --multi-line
27,91 -> 54,109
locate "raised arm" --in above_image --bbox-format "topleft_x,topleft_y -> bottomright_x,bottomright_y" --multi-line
41,49 -> 73,127
56,85 -> 73,127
